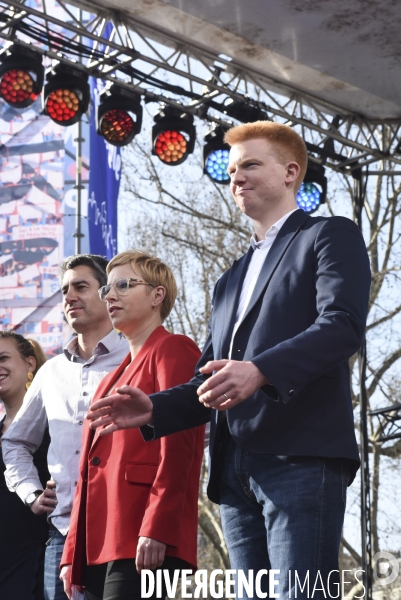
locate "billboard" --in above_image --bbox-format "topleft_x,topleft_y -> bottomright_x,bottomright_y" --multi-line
0,98 -> 65,356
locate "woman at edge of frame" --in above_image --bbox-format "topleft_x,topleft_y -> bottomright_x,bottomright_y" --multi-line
0,331 -> 50,600
60,250 -> 205,600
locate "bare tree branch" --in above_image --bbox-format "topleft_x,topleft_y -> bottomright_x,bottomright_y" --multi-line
341,537 -> 362,565
368,348 -> 401,398
198,497 -> 230,569
366,301 -> 401,331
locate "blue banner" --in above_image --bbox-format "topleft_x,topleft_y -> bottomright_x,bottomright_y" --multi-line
88,77 -> 121,259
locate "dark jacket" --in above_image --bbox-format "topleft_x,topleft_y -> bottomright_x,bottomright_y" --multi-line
146,210 -> 371,503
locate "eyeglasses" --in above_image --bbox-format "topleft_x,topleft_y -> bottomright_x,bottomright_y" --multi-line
98,278 -> 154,301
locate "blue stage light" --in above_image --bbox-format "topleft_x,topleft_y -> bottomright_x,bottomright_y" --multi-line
203,124 -> 231,184
205,148 -> 230,183
296,163 -> 327,214
296,182 -> 322,213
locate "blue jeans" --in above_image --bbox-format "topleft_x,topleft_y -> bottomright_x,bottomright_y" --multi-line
44,526 -> 68,600
219,438 -> 349,599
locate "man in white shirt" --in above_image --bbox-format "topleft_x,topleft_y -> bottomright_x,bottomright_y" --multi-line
3,254 -> 128,600
86,122 -> 371,599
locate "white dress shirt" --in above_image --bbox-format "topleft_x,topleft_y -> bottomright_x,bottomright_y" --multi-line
229,209 -> 297,357
3,329 -> 129,535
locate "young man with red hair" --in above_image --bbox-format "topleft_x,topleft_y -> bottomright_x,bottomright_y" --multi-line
87,121 -> 371,599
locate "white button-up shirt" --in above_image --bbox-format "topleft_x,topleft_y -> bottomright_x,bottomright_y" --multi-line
229,209 -> 297,357
3,329 -> 129,534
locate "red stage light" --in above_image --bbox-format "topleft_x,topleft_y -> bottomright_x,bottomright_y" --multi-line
100,109 -> 134,144
96,86 -> 142,147
151,105 -> 195,166
0,69 -> 38,105
45,88 -> 80,123
43,65 -> 89,127
0,45 -> 44,108
154,130 -> 188,164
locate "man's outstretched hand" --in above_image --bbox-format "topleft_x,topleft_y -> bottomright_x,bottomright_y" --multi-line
86,385 -> 154,436
198,359 -> 270,410
87,360 -> 270,435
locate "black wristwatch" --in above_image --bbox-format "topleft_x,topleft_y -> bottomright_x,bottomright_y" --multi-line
25,490 -> 42,507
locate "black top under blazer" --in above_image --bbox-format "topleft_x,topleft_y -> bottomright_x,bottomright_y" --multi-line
145,209 -> 371,503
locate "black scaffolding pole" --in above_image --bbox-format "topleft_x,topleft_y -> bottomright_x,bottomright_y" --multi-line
353,168 -> 372,599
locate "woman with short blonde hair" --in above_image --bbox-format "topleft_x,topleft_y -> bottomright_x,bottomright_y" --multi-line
106,250 -> 178,321
61,250 -> 205,600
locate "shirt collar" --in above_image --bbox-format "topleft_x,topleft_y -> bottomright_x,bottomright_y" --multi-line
250,208 -> 298,250
63,329 -> 122,362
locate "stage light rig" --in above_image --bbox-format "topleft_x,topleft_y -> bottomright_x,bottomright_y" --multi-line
43,64 -> 90,126
223,98 -> 269,123
152,104 -> 196,165
203,124 -> 231,184
97,84 -> 143,146
0,44 -> 44,108
296,162 -> 327,213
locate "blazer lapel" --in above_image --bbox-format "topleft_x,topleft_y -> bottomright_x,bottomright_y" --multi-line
90,327 -> 168,449
92,355 -> 130,401
240,210 -> 310,324
90,353 -> 132,448
220,247 -> 253,358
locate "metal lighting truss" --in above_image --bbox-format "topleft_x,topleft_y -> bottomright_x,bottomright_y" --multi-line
366,401 -> 401,599
370,403 -> 401,443
1,0 -> 401,177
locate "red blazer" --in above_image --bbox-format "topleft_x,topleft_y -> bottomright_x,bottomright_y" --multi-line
61,326 -> 205,585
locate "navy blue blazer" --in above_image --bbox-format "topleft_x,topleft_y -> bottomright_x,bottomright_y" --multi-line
146,209 -> 371,503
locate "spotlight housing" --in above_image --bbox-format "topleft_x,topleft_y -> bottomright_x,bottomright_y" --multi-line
296,162 -> 327,214
223,98 -> 269,123
203,124 -> 231,184
44,64 -> 89,126
0,44 -> 44,108
152,105 -> 195,166
97,84 -> 142,147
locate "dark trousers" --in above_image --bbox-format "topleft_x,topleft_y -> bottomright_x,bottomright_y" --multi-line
0,542 -> 45,600
85,557 -> 188,600
219,437 -> 350,599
